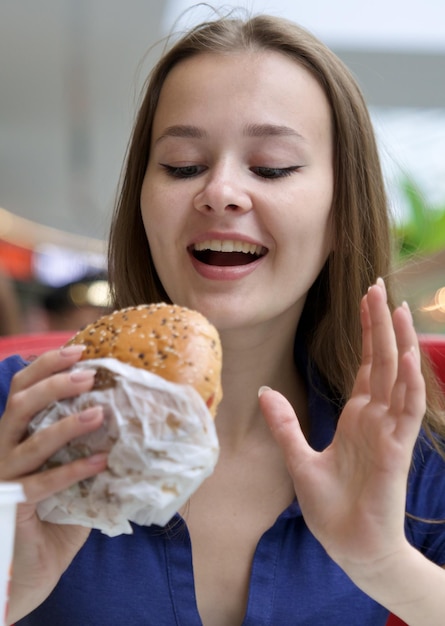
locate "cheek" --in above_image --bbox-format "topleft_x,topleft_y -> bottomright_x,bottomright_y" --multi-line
140,176 -> 158,222
276,187 -> 333,246
301,180 -> 334,246
140,183 -> 187,287
140,179 -> 171,242
273,195 -> 333,274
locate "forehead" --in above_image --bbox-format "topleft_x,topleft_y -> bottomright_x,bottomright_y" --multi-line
152,50 -> 332,139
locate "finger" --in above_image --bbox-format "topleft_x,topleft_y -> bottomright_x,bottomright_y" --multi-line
259,387 -> 313,470
0,406 -> 104,480
367,279 -> 398,405
18,452 -> 108,505
1,367 -> 97,445
389,303 -> 420,415
351,294 -> 373,398
393,302 -> 420,364
393,347 -> 426,444
8,344 -> 86,395
390,303 -> 425,440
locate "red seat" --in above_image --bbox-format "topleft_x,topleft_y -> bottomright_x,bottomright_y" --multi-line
419,333 -> 445,388
0,331 -> 73,361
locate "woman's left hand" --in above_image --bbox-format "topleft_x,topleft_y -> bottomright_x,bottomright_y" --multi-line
259,278 -> 426,578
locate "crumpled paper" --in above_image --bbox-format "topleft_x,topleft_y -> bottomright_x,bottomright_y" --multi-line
28,358 -> 220,536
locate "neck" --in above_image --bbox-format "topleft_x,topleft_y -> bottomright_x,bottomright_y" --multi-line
214,322 -> 308,450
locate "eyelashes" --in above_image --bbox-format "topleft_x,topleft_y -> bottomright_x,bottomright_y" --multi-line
251,166 -> 301,179
161,164 -> 206,178
160,164 -> 302,180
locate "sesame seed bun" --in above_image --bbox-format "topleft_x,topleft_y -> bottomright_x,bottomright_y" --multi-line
66,303 -> 222,417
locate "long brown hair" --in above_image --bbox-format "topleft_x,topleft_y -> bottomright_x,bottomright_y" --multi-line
108,13 -> 445,440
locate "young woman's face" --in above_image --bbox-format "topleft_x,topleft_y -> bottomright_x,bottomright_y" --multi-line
141,50 -> 334,331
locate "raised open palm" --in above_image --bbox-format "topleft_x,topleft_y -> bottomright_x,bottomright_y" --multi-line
260,279 -> 426,571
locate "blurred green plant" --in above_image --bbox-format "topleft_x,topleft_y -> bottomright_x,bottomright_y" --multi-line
394,176 -> 445,261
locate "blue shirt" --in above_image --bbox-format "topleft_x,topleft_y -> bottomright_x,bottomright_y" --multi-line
1,354 -> 445,625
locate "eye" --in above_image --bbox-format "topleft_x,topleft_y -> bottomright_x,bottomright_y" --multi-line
161,164 -> 206,178
251,166 -> 301,179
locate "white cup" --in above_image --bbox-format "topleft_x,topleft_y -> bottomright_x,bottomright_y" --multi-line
0,483 -> 25,626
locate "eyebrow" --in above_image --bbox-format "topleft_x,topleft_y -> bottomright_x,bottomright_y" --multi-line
243,123 -> 305,141
155,123 -> 305,144
155,125 -> 207,144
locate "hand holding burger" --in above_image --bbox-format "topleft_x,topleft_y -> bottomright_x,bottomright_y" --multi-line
29,303 -> 223,536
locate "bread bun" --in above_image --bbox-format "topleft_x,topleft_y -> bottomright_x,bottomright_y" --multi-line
66,303 -> 222,416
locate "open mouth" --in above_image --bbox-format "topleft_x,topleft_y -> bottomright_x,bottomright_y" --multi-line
190,240 -> 268,267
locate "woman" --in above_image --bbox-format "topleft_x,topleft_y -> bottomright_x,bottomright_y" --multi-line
1,12 -> 445,625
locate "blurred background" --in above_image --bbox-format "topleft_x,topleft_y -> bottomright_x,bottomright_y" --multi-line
1,0 -> 445,334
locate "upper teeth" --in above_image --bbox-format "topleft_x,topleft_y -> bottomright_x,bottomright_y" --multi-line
194,240 -> 265,255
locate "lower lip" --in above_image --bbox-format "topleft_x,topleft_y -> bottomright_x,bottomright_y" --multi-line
189,253 -> 265,281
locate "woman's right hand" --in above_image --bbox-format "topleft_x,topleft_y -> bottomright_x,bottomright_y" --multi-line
0,345 -> 108,624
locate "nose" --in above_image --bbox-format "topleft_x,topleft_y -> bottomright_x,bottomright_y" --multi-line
193,162 -> 252,215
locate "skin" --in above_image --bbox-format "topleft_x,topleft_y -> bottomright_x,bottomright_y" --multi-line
1,50 -> 443,626
141,51 -> 334,333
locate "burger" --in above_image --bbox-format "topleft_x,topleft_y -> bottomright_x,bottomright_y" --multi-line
29,303 -> 223,536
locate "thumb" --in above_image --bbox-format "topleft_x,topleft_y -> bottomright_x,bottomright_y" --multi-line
258,386 -> 312,465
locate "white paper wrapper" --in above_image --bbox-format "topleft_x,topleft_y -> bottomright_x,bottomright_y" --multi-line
28,358 -> 219,537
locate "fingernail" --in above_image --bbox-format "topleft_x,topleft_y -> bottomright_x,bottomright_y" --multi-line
70,368 -> 96,383
258,385 -> 272,397
87,452 -> 108,465
402,300 -> 414,324
376,277 -> 387,301
78,406 -> 103,422
60,344 -> 86,357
